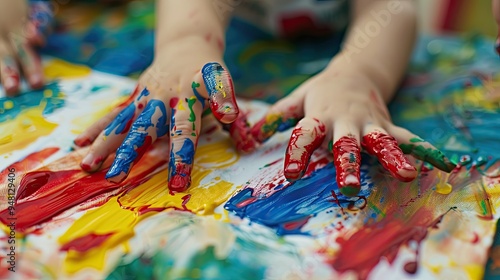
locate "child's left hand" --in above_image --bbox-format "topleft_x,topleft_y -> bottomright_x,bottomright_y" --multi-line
250,69 -> 456,197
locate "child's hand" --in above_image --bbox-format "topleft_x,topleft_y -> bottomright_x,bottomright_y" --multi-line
74,36 -> 239,192
0,0 -> 47,95
251,69 -> 456,197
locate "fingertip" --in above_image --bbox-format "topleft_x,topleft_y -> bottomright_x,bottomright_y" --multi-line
339,185 -> 361,197
169,174 -> 191,192
74,137 -> 92,148
81,154 -> 104,173
284,162 -> 304,181
28,73 -> 44,89
395,163 -> 418,182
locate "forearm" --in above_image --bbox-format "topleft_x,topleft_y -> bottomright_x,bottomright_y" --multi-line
155,0 -> 233,50
326,0 -> 417,102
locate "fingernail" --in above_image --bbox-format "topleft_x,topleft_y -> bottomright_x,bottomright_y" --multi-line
29,74 -> 43,88
396,163 -> 417,182
284,162 -> 302,181
201,62 -> 239,124
4,77 -> 17,89
81,153 -> 95,172
74,137 -> 92,147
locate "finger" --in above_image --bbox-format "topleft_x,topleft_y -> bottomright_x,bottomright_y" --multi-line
388,125 -> 456,172
331,120 -> 362,197
0,55 -> 20,96
11,36 -> 43,88
494,0 -> 500,55
168,91 -> 204,192
200,62 -> 239,124
106,97 -> 169,183
361,126 -> 417,182
250,93 -> 306,143
284,118 -> 326,181
74,85 -> 143,147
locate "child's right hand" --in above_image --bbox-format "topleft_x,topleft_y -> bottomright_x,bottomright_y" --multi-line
0,0 -> 46,95
74,35 -> 240,192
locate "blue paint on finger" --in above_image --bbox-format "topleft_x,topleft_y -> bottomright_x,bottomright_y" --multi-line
137,88 -> 150,101
106,99 -> 168,181
104,103 -> 136,136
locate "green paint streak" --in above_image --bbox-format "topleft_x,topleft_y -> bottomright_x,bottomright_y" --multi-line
368,202 -> 386,218
480,200 -> 488,216
202,108 -> 212,118
192,82 -> 200,89
328,140 -> 333,152
399,143 -> 456,172
187,97 -> 197,131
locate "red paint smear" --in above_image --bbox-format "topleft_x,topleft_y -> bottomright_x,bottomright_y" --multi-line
263,159 -> 281,168
204,33 -> 212,42
332,208 -> 445,280
283,216 -> 310,231
138,103 -> 144,110
217,37 -> 224,51
404,261 -> 418,274
0,147 -> 59,176
0,158 -> 167,232
284,121 -> 325,181
60,233 -> 114,253
16,170 -> 80,200
362,132 -> 416,182
225,113 -> 256,153
333,136 -> 361,190
330,190 -> 346,216
138,206 -> 167,216
181,194 -> 191,211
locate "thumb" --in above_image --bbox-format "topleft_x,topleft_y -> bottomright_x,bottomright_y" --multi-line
196,62 -> 239,124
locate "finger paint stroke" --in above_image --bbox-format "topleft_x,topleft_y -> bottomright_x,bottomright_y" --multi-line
201,62 -> 239,124
332,136 -> 362,197
399,137 -> 456,172
251,113 -> 300,143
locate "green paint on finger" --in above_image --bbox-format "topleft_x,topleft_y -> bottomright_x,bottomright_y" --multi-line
399,143 -> 456,172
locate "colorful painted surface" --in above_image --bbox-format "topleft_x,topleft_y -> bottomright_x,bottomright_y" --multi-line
2,34 -> 500,280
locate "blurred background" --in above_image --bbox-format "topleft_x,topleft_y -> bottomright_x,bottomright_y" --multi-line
418,0 -> 497,37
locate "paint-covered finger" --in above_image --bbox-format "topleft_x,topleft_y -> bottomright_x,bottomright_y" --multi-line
222,112 -> 257,153
13,38 -> 43,88
106,98 -> 168,183
0,55 -> 20,95
330,122 -> 362,196
74,86 -> 145,147
168,94 -> 204,192
201,62 -> 239,124
250,95 -> 304,143
284,118 -> 326,181
389,126 -> 456,172
361,128 -> 417,182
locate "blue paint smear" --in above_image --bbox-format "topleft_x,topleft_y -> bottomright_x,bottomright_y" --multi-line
106,99 -> 168,179
104,103 -> 136,136
136,88 -> 150,101
225,158 -> 374,236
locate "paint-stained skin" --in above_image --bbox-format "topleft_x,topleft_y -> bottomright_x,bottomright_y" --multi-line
284,118 -> 325,181
332,135 -> 361,197
106,99 -> 168,183
362,131 -> 417,182
202,62 -> 238,123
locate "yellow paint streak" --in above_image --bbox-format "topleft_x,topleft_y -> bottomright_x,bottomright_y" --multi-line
216,77 -> 227,98
60,139 -> 239,274
43,59 -> 91,80
436,173 -> 453,195
0,107 -> 58,154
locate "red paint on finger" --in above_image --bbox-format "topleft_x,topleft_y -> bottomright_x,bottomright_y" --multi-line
201,63 -> 238,124
224,113 -> 256,153
284,119 -> 326,181
73,137 -> 92,147
169,164 -> 192,192
333,136 -> 361,196
362,132 -> 417,181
